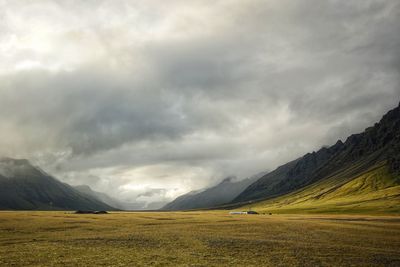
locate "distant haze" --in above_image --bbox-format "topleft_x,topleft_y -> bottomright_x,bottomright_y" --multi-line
0,0 -> 399,208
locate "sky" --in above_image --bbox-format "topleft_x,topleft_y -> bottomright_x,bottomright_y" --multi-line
0,0 -> 399,208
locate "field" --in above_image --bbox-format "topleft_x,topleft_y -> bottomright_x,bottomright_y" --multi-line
0,211 -> 400,266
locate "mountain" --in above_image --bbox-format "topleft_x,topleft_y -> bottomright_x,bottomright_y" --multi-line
74,185 -> 167,210
0,158 -> 115,210
162,172 -> 268,210
250,162 -> 400,214
233,102 -> 400,212
73,185 -> 125,210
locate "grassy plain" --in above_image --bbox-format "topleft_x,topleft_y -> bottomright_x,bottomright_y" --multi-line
0,211 -> 399,266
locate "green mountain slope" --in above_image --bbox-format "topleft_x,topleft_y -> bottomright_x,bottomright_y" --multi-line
234,102 -> 400,207
250,162 -> 400,214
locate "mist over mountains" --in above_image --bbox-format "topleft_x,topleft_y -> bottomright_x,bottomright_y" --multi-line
234,101 -> 400,204
0,158 -> 114,210
0,1 -> 399,204
162,102 -> 400,211
0,102 -> 399,212
162,172 -> 267,210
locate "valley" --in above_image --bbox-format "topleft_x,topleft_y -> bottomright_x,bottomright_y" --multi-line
0,211 -> 399,266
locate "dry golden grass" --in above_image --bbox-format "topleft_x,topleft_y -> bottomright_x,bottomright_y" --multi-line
0,211 -> 399,266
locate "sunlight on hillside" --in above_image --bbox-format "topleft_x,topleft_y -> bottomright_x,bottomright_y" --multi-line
252,164 -> 400,214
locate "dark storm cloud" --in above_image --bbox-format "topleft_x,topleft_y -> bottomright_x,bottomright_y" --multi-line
0,0 -> 399,207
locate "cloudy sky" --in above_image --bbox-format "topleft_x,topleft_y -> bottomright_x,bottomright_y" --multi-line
0,0 -> 399,208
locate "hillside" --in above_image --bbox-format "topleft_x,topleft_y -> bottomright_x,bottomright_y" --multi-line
162,172 -> 267,210
234,102 -> 400,206
0,158 -> 115,211
74,185 -> 125,210
250,163 -> 400,214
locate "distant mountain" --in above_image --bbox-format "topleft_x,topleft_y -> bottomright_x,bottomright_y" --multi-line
74,185 -> 166,210
234,102 -> 400,208
73,185 -> 124,210
0,158 -> 115,210
162,172 -> 268,210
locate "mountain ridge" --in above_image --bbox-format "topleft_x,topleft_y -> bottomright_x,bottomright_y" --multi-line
0,158 -> 115,211
233,102 -> 400,205
162,172 -> 268,210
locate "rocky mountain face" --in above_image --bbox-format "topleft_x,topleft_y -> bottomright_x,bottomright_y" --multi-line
0,158 -> 115,210
162,172 -> 267,210
234,102 -> 400,203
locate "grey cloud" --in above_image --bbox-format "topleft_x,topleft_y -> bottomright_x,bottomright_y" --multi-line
0,69 -> 192,155
0,0 -> 399,206
138,189 -> 166,198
